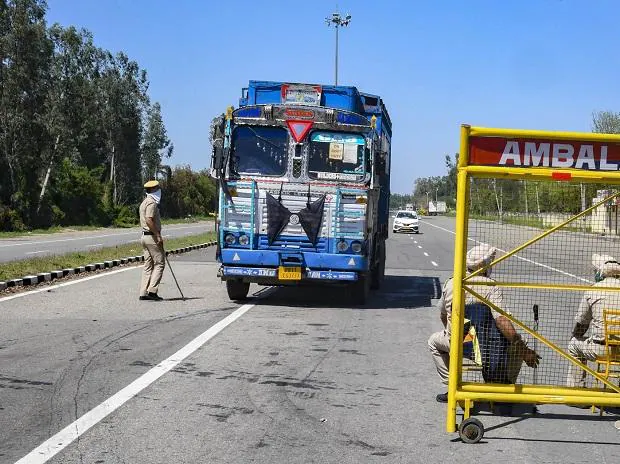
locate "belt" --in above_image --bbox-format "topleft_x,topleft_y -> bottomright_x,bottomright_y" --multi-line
142,230 -> 154,235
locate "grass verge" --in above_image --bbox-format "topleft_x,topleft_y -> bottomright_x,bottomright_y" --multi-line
0,231 -> 217,282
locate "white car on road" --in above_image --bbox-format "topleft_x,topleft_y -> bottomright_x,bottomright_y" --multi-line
392,210 -> 419,234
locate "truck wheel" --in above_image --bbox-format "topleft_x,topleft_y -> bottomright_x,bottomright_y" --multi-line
371,241 -> 386,290
352,273 -> 370,305
226,280 -> 250,301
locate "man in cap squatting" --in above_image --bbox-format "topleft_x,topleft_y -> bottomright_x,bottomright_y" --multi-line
139,180 -> 166,301
428,243 -> 540,403
566,253 -> 620,388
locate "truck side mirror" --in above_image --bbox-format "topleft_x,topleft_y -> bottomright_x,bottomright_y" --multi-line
210,139 -> 224,178
376,150 -> 387,176
209,115 -> 226,178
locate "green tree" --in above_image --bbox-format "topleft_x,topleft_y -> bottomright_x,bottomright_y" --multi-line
0,0 -> 53,226
162,166 -> 217,218
592,111 -> 620,134
142,102 -> 173,180
37,24 -> 102,215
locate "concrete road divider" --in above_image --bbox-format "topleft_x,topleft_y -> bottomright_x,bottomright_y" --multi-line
0,241 -> 217,292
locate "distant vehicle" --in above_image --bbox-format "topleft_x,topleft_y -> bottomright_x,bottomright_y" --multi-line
405,203 -> 414,211
392,210 -> 419,234
428,200 -> 447,216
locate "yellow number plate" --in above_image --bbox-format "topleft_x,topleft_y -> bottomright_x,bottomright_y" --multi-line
278,266 -> 302,280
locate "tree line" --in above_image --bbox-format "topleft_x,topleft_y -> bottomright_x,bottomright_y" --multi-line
0,0 -> 216,231
412,112 -> 620,216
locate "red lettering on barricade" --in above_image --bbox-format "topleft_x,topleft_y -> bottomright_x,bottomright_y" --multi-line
470,136 -> 620,171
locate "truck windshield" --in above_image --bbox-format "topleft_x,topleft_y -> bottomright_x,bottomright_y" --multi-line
232,126 -> 288,176
308,131 -> 366,182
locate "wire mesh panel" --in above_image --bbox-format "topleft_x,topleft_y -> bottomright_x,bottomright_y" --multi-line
447,126 -> 620,437
465,179 -> 620,388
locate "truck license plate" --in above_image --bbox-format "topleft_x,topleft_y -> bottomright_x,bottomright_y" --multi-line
278,266 -> 301,280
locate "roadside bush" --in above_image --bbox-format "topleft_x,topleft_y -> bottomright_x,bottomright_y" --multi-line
0,204 -> 26,231
51,158 -> 107,226
112,204 -> 139,227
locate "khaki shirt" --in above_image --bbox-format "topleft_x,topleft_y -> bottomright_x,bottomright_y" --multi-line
574,277 -> 620,342
439,276 -> 506,335
139,195 -> 161,233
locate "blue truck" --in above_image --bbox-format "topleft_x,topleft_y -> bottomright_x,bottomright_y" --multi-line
210,81 -> 392,304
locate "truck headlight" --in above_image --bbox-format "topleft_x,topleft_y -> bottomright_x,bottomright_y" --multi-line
238,234 -> 250,246
224,233 -> 236,245
351,241 -> 363,253
336,240 -> 349,252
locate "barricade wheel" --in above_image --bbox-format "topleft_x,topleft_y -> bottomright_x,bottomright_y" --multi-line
458,418 -> 484,444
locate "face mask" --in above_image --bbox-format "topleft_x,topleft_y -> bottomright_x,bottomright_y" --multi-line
149,189 -> 162,204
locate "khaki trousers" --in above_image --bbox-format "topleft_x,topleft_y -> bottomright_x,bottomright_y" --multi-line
140,235 -> 165,296
566,337 -> 611,388
428,329 -> 524,385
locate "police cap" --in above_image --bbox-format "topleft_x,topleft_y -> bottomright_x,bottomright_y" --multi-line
143,180 -> 159,189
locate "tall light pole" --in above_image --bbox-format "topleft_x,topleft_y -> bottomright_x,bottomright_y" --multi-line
325,11 -> 351,85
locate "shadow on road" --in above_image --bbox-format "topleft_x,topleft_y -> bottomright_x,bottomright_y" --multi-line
449,407 -> 620,445
253,274 -> 442,310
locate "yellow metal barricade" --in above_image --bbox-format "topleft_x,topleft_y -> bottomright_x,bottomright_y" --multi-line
448,125 -> 620,443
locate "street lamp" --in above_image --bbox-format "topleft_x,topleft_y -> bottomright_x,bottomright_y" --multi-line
325,11 -> 351,85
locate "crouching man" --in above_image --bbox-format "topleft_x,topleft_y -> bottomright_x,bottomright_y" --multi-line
428,244 -> 540,402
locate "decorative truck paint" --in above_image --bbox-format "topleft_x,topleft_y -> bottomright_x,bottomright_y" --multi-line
210,81 -> 392,304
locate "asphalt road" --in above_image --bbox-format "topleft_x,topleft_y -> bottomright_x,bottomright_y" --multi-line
0,221 -> 214,263
1,216 -> 619,464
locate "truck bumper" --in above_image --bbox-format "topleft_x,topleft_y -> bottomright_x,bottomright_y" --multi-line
219,249 -> 367,283
221,266 -> 358,283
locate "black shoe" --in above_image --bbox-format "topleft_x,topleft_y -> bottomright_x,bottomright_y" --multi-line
147,292 -> 163,301
139,295 -> 148,301
436,392 -> 448,403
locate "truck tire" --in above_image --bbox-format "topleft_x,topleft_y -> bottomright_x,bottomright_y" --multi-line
371,240 -> 386,290
352,273 -> 370,306
226,280 -> 250,301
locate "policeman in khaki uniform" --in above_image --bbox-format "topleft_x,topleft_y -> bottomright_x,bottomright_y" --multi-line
428,244 -> 539,402
567,253 -> 620,388
139,180 -> 165,301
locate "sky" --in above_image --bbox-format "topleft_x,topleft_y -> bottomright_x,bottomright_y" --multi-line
46,0 -> 620,194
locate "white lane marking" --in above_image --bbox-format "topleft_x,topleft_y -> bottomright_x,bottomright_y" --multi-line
420,220 -> 592,283
417,245 -> 422,249
25,250 -> 49,255
0,224 -> 210,248
15,302 -> 255,464
414,241 -> 418,244
431,261 -> 438,267
0,267 -> 140,303
424,252 -> 429,257
85,243 -> 103,248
